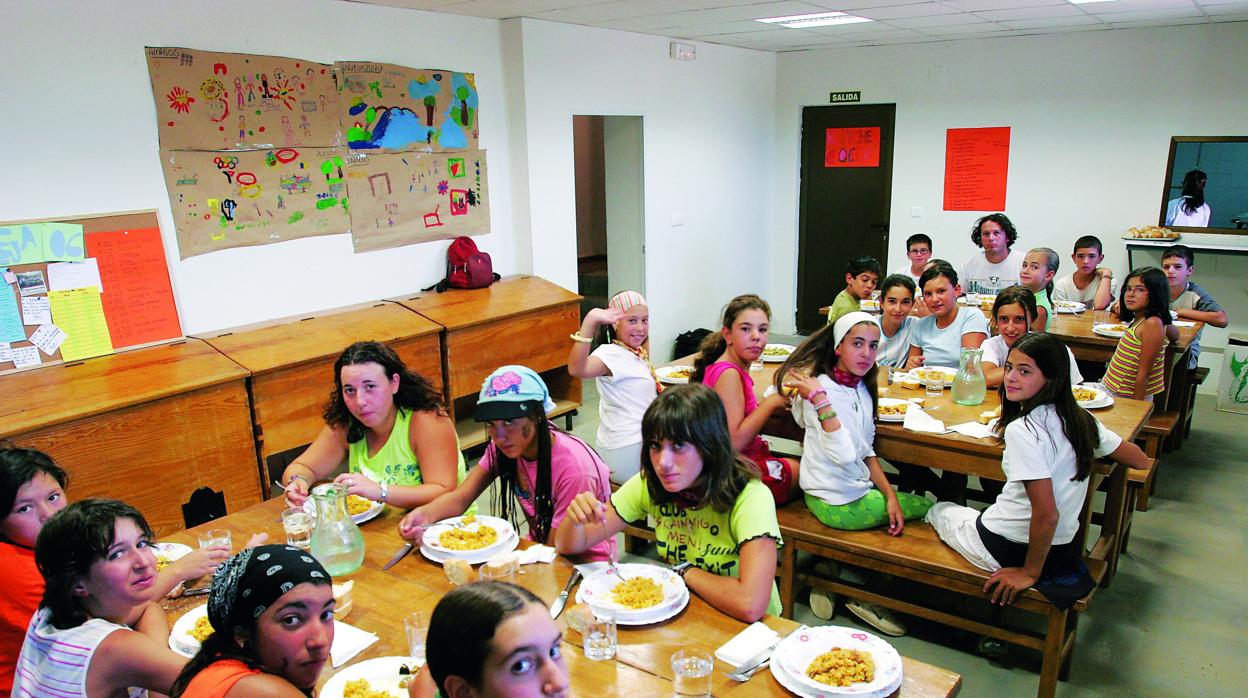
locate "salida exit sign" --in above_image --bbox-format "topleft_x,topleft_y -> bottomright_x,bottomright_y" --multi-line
830,91 -> 861,103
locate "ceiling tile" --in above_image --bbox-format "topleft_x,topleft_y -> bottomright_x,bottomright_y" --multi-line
1099,8 -> 1207,21
887,13 -> 993,27
852,2 -> 965,20
674,19 -> 793,35
916,21 -> 1014,33
685,1 -> 833,22
940,0 -> 1066,10
1080,0 -> 1206,13
975,4 -> 1085,21
593,12 -> 706,29
1000,14 -> 1104,28
527,0 -> 686,22
1202,4 -> 1248,14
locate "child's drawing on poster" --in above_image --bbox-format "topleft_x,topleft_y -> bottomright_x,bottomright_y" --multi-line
336,62 -> 478,152
146,47 -> 343,150
346,150 -> 489,253
162,147 -> 351,258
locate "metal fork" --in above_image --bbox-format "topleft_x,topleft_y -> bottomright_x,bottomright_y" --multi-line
602,518 -> 627,580
726,660 -> 770,682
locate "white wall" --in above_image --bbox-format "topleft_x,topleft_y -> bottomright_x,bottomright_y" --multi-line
770,23 -> 1248,349
1,0 -> 514,334
511,19 -> 777,360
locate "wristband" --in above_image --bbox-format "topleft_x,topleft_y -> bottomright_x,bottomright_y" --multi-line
817,406 -> 838,422
808,388 -> 828,402
378,481 -> 390,503
287,473 -> 310,488
570,332 -> 593,344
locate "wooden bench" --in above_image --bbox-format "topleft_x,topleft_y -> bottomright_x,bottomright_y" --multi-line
1135,410 -> 1178,511
774,463 -> 1119,698
1118,462 -> 1157,556
1180,366 -> 1210,440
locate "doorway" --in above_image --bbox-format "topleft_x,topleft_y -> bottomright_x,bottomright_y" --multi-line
796,104 -> 895,333
573,115 -> 645,318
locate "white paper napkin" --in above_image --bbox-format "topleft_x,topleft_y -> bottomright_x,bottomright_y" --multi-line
902,407 -> 946,433
948,421 -> 997,439
515,545 -> 556,565
715,621 -> 781,669
331,620 -> 379,668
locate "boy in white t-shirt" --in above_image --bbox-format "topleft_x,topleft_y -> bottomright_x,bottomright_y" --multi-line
959,213 -> 1026,296
892,233 -> 932,285
1051,235 -> 1116,311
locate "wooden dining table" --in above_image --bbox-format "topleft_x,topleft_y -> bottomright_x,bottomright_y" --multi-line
161,497 -> 963,697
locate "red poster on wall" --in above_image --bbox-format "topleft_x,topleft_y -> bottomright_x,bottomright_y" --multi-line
825,127 -> 881,168
943,127 -> 1011,211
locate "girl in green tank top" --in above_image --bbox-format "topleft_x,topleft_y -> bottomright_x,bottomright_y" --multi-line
280,342 -> 468,511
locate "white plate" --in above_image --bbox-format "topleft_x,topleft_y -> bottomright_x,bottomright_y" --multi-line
912,366 -> 957,387
575,563 -> 690,625
422,515 -> 516,555
303,495 -> 386,525
168,603 -> 209,658
420,532 -> 519,565
655,365 -> 695,384
1092,323 -> 1127,339
1073,385 -> 1109,409
774,625 -> 903,698
876,398 -> 914,423
762,343 -> 797,363
153,542 -> 193,570
320,656 -> 424,698
1054,301 -> 1086,314
859,299 -> 880,312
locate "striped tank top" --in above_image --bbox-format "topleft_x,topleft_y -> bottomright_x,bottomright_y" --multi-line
14,608 -> 147,698
1103,321 -> 1166,397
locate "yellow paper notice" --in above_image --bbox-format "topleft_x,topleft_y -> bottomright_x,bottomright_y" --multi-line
48,288 -> 114,361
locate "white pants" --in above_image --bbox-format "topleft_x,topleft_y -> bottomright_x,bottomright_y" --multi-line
599,441 -> 643,485
925,502 -> 1001,573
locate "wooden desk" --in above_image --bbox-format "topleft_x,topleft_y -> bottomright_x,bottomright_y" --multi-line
193,302 -> 443,496
164,498 -> 962,697
0,339 -> 260,536
389,276 -> 583,449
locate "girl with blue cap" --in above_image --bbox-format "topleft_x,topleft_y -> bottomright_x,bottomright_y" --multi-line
399,366 -> 615,563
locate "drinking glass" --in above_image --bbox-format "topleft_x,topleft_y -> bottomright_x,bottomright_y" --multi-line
671,649 -> 713,696
197,528 -> 231,551
582,609 -> 616,661
925,371 -> 945,397
478,556 -> 518,585
1093,309 -> 1112,326
404,611 -> 428,663
750,358 -> 764,373
281,509 -> 313,550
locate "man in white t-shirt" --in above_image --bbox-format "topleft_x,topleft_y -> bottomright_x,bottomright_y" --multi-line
959,213 -> 1026,296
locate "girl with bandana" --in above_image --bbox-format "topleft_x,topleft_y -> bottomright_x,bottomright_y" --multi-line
556,384 -> 784,622
407,582 -> 568,698
173,545 -> 334,697
567,290 -> 659,484
400,367 -> 615,563
15,499 -> 188,698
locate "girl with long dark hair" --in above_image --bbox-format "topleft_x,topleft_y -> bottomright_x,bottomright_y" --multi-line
1103,268 -> 1178,401
1165,169 -> 1210,227
282,341 -> 468,510
399,366 -> 614,562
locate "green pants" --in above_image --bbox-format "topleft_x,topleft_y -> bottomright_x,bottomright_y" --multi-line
805,490 -> 933,531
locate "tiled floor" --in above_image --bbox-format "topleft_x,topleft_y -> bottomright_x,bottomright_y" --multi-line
561,371 -> 1248,696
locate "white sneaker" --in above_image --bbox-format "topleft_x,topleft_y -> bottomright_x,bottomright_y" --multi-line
809,562 -> 837,620
846,600 -> 907,637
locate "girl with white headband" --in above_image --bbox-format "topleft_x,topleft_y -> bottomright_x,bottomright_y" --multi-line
567,290 -> 658,483
776,311 -> 933,635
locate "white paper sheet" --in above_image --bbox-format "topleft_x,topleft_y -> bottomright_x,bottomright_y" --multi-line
21,296 -> 51,325
29,323 -> 66,356
47,258 -> 104,293
11,345 -> 40,368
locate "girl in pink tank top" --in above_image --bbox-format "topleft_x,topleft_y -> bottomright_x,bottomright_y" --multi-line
692,295 -> 799,504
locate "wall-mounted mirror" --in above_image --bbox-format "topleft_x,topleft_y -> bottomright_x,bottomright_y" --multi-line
1160,137 -> 1248,234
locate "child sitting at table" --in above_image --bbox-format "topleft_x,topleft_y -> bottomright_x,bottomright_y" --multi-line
778,312 -> 933,633
281,341 -> 469,511
1052,236 -> 1116,311
876,274 -> 919,369
409,582 -> 568,698
1103,268 -> 1179,401
982,287 -> 1082,389
826,256 -> 881,327
692,294 -> 800,504
15,499 -> 189,697
1,448 -> 227,697
172,545 -> 334,697
1161,245 -> 1229,370
567,290 -> 659,484
399,366 -> 615,563
556,384 -> 785,622
1019,247 -> 1059,331
905,261 -> 989,369
927,333 -> 1149,608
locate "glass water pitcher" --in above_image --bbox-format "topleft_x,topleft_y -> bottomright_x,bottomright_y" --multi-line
951,347 -> 987,407
309,482 -> 365,576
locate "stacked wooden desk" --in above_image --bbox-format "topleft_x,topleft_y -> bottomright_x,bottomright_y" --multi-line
161,497 -> 963,697
0,339 -> 260,536
389,276 -> 583,449
193,301 -> 444,498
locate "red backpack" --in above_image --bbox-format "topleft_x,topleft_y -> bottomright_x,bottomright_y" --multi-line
429,236 -> 500,292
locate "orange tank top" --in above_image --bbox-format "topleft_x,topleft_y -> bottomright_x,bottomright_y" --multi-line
180,660 -> 262,698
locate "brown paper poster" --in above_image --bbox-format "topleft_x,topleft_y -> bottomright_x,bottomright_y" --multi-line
336,62 -> 478,153
346,150 -> 489,253
146,47 -> 342,150
162,147 -> 351,258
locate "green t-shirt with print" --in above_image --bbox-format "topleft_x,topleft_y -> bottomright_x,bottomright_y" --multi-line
826,289 -> 861,327
611,475 -> 784,616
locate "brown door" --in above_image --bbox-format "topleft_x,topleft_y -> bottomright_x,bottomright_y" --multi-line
796,104 -> 895,333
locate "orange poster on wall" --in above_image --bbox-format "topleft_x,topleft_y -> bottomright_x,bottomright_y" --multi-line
943,127 -> 1010,211
825,127 -> 881,168
84,227 -> 182,348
